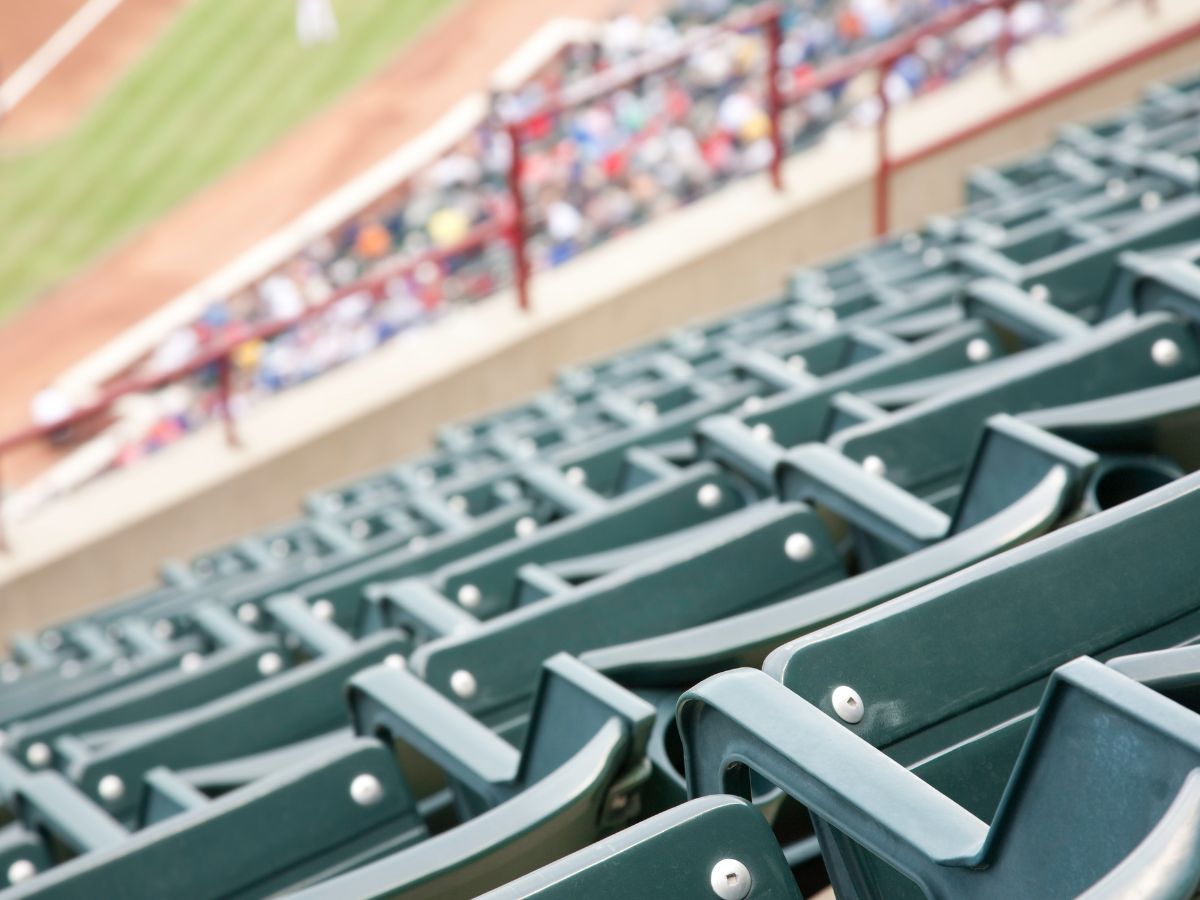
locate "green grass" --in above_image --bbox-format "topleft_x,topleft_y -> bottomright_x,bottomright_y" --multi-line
0,0 -> 456,318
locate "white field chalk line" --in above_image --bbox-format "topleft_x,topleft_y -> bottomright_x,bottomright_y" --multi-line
0,0 -> 128,114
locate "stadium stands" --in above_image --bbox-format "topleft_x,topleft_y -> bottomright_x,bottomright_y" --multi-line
0,70 -> 1198,898
7,0 -> 1077,509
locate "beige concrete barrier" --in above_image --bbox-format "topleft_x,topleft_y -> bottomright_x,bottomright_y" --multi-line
1,0 -> 1197,633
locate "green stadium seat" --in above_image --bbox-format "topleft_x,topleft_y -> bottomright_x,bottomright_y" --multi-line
3,71 -> 1200,896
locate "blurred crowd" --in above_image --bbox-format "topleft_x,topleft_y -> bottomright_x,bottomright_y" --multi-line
32,0 -> 1069,477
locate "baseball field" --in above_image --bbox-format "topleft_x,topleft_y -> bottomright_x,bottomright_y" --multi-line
0,0 -> 455,319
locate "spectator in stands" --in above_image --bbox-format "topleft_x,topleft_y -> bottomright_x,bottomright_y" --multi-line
296,0 -> 339,47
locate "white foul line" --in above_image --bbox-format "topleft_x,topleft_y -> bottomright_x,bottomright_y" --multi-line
0,0 -> 127,115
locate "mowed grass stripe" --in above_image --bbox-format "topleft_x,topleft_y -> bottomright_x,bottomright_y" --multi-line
0,4 -> 279,266
151,0 -> 448,212
52,0 -> 442,254
120,3 -> 356,231
0,2 -> 264,290
0,0 -> 245,222
169,0 -> 437,189
49,6 -> 287,257
0,0 -> 456,317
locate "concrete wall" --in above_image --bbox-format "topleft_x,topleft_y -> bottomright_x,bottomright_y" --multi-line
1,0 -> 1198,633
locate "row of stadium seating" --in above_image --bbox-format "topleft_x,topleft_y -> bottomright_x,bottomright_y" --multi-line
0,71 -> 1198,898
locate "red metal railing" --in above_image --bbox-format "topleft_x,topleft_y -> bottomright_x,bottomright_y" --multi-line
774,0 -> 1161,237
772,0 -> 1024,235
0,216 -> 505,548
0,0 -> 1181,548
503,1 -> 787,310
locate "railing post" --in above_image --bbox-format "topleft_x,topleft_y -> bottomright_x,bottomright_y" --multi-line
217,351 -> 240,448
873,61 -> 892,238
997,0 -> 1014,84
765,8 -> 785,192
505,123 -> 532,312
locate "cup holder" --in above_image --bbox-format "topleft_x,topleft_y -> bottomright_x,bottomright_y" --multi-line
1085,456 -> 1183,513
